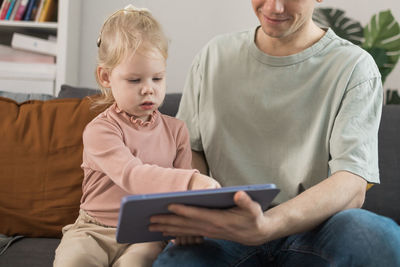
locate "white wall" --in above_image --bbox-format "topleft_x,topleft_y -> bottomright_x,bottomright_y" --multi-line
78,0 -> 257,93
77,0 -> 400,92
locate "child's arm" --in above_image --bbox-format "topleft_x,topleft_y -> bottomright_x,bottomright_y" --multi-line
173,122 -> 220,190
83,119 -> 196,194
173,123 -> 193,169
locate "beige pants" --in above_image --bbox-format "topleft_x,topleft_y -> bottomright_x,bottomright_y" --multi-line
54,210 -> 164,267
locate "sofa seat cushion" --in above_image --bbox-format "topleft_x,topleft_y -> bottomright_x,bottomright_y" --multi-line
0,238 -> 59,267
0,97 -> 102,238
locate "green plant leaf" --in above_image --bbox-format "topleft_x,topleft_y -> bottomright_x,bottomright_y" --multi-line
386,89 -> 400,104
362,10 -> 400,83
313,8 -> 364,45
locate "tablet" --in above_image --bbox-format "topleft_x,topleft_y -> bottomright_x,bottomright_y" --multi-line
116,184 -> 280,243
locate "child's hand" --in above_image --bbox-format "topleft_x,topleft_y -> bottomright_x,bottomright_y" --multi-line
188,173 -> 221,190
175,173 -> 219,245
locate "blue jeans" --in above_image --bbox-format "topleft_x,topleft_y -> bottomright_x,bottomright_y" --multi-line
153,209 -> 400,266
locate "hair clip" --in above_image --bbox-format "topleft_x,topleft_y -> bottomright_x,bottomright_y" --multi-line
97,35 -> 101,48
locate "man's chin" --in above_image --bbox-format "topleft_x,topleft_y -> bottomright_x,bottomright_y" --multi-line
261,27 -> 289,39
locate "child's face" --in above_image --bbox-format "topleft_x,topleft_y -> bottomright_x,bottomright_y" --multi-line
101,48 -> 166,121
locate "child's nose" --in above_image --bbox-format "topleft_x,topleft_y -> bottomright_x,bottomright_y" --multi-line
141,83 -> 154,95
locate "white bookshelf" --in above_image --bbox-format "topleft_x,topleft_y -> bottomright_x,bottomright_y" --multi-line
0,20 -> 57,29
0,0 -> 81,96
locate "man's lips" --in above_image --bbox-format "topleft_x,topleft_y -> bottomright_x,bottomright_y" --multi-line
263,14 -> 288,25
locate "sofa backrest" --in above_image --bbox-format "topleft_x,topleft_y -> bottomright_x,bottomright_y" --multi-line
363,105 -> 400,223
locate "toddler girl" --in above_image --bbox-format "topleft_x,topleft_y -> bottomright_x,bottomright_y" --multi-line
54,5 -> 219,267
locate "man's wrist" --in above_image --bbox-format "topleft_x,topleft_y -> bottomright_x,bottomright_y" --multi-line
262,205 -> 291,242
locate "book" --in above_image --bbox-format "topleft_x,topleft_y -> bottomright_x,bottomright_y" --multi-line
0,61 -> 56,80
23,0 -> 35,20
11,32 -> 57,56
29,0 -> 40,20
13,0 -> 28,20
47,34 -> 56,42
0,77 -> 54,95
0,0 -> 11,19
0,43 -> 56,94
9,0 -> 21,20
4,0 -> 15,20
33,0 -> 42,21
0,44 -> 55,64
38,0 -> 55,22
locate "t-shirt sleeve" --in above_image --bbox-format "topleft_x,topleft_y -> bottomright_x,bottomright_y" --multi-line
176,53 -> 204,151
82,118 -> 196,194
328,58 -> 383,183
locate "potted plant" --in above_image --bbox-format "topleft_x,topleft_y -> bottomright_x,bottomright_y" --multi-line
313,8 -> 400,104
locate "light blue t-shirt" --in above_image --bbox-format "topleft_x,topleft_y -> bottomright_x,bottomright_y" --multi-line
177,27 -> 382,203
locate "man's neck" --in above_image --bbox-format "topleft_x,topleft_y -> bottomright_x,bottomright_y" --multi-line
255,21 -> 325,57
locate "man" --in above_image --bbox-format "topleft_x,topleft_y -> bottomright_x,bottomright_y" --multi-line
151,0 -> 400,265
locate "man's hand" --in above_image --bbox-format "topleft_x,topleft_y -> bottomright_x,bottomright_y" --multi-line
149,191 -> 271,246
151,171 -> 368,246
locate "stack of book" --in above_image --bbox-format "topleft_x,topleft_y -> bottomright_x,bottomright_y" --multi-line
0,33 -> 56,94
0,0 -> 57,22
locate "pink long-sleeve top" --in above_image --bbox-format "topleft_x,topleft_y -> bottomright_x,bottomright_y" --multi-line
80,103 -> 197,226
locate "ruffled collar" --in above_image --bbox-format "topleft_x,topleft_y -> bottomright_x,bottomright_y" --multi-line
112,103 -> 158,127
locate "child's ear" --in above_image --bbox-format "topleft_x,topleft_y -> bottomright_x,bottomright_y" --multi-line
97,66 -> 111,88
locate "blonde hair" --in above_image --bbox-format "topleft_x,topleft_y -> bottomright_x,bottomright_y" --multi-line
93,5 -> 169,108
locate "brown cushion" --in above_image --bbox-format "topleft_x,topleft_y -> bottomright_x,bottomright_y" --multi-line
0,96 -> 102,238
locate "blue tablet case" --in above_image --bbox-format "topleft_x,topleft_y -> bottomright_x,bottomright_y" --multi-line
116,184 -> 280,243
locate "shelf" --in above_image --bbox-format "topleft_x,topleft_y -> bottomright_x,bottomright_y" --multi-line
0,0 -> 80,96
0,20 -> 57,30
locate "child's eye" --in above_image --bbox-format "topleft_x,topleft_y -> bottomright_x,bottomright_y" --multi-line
128,79 -> 140,83
153,77 -> 163,82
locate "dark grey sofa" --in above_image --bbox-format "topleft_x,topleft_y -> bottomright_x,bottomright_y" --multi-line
0,86 -> 398,267
363,105 -> 400,221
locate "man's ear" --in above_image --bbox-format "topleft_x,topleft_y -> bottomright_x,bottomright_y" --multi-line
97,66 -> 111,88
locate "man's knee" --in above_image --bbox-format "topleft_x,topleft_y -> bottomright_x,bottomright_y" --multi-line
324,209 -> 400,265
329,209 -> 398,236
